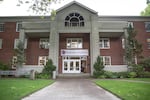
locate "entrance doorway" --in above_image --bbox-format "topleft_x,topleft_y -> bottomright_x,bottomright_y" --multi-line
63,59 -> 81,73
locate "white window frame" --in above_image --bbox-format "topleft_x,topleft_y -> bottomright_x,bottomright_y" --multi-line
145,22 -> 150,32
99,38 -> 110,49
12,56 -> 17,69
16,22 -> 22,32
127,22 -> 134,28
0,39 -> 2,49
147,38 -> 150,49
14,39 -> 27,49
67,38 -> 83,48
0,23 -> 4,32
122,38 -> 125,49
101,56 -> 111,65
39,38 -> 49,49
38,56 -> 48,65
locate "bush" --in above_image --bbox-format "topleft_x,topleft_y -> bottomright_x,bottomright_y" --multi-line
93,56 -> 104,78
0,62 -> 10,70
104,71 -> 113,78
131,64 -> 144,77
36,73 -> 50,79
140,57 -> 150,68
141,72 -> 150,78
117,72 -> 129,78
128,72 -> 137,78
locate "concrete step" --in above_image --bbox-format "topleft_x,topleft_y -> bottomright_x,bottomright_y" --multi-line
57,73 -> 91,79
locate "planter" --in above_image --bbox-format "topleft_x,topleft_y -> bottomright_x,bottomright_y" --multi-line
52,71 -> 56,79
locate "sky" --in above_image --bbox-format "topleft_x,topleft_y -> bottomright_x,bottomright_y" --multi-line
0,0 -> 147,16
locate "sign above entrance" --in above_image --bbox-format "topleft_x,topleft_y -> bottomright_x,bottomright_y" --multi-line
61,49 -> 88,56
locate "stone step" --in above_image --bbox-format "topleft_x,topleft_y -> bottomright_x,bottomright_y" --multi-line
57,73 -> 91,79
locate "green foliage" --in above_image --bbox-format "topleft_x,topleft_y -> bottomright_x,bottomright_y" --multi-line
36,73 -> 50,79
128,72 -> 137,78
141,4 -> 150,16
130,64 -> 144,77
17,0 -> 61,16
117,72 -> 129,78
0,62 -> 10,70
141,72 -> 150,78
93,56 -> 104,78
125,24 -> 143,65
42,59 -> 56,77
14,40 -> 25,67
140,57 -> 150,68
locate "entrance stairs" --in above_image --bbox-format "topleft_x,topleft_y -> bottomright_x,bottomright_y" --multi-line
57,73 -> 91,79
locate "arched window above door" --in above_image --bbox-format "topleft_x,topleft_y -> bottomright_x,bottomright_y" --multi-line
65,12 -> 84,27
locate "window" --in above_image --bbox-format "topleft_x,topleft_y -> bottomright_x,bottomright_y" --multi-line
122,38 -> 125,49
0,39 -> 2,49
0,23 -> 4,32
14,39 -> 27,49
65,12 -> 84,27
101,56 -> 111,65
99,38 -> 110,49
38,56 -> 48,65
145,22 -> 150,32
127,22 -> 134,28
12,56 -> 17,69
16,22 -> 22,32
67,38 -> 82,48
39,38 -> 49,49
147,38 -> 150,49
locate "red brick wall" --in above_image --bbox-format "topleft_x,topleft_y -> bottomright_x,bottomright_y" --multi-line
133,21 -> 150,59
26,38 -> 48,65
0,22 -> 19,64
100,37 -> 124,65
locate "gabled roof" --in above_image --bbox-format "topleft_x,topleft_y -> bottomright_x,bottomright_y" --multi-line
56,1 -> 97,14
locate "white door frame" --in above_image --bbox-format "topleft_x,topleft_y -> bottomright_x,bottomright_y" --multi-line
63,59 -> 81,73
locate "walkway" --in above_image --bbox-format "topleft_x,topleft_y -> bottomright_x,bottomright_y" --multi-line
22,79 -> 120,100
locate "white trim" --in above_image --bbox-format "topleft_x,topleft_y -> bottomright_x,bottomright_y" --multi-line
16,22 -> 22,32
14,39 -> 27,49
66,38 -> 83,48
101,56 -> 111,65
0,39 -> 2,49
39,38 -> 49,49
38,56 -> 48,65
99,38 -> 110,49
0,23 -> 4,32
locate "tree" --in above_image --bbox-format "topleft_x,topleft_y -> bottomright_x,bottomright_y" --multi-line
93,56 -> 104,78
17,0 -> 62,15
125,24 -> 143,65
141,4 -> 150,16
14,40 -> 25,67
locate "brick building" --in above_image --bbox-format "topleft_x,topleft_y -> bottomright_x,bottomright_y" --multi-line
0,1 -> 150,76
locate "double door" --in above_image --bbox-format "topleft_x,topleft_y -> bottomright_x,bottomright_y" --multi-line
63,59 -> 81,73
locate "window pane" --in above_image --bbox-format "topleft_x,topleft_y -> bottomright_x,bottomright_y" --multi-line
0,23 -> 4,32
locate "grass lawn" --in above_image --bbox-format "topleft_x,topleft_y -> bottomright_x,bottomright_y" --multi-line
0,78 -> 54,100
95,79 -> 150,100
125,78 -> 150,82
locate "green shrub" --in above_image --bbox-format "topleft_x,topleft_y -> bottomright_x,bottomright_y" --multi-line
140,57 -> 150,68
36,73 -> 51,79
42,59 -> 56,76
131,64 -> 144,77
128,72 -> 137,78
93,56 -> 104,78
141,72 -> 150,78
117,72 -> 129,78
0,62 -> 10,70
104,71 -> 113,78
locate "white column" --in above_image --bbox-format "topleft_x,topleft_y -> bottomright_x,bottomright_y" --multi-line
49,21 -> 59,73
90,15 -> 100,75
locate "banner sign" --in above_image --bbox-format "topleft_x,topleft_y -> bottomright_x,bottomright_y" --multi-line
61,49 -> 88,56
